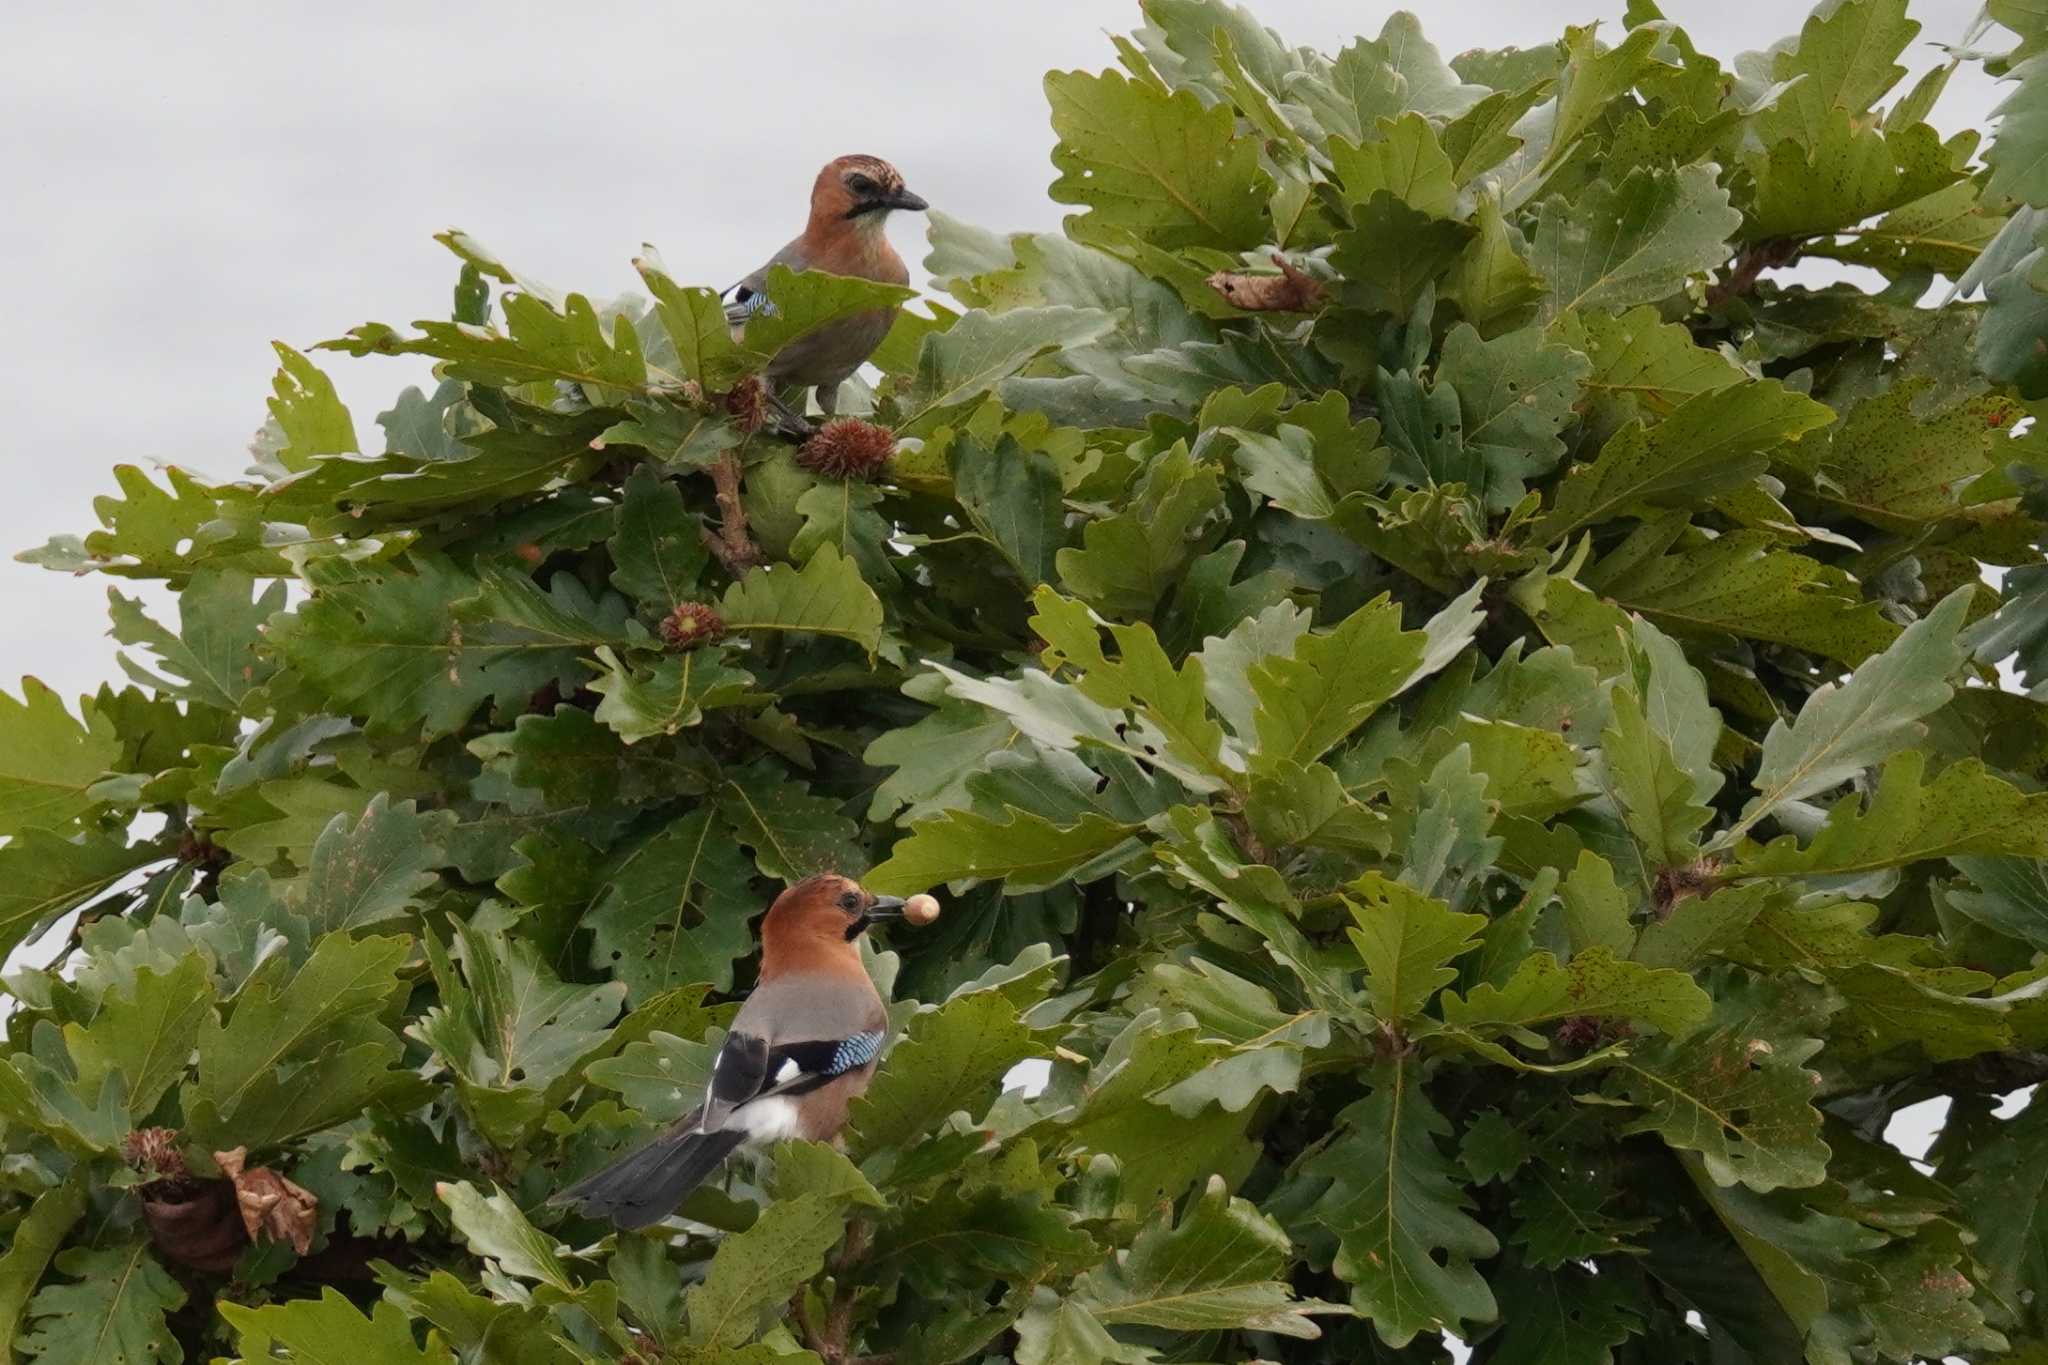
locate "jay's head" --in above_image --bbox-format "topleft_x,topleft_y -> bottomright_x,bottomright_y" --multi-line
810,155 -> 927,230
763,872 -> 905,951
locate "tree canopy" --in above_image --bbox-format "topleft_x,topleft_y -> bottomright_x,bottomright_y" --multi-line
7,1 -> 2048,1361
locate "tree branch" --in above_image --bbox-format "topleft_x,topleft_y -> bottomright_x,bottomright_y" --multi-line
788,1220 -> 877,1365
792,1292 -> 830,1361
1933,1049 -> 2048,1098
703,448 -> 761,576
1706,237 -> 1801,309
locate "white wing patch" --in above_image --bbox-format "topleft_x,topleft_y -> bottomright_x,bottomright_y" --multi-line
774,1057 -> 802,1084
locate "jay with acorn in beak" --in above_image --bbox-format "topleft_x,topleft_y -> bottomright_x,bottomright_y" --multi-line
724,154 -> 928,437
553,874 -> 939,1230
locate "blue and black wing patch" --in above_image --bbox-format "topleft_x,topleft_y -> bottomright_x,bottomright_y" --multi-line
704,1031 -> 888,1126
765,1031 -> 886,1090
826,1030 -> 885,1075
722,284 -> 777,327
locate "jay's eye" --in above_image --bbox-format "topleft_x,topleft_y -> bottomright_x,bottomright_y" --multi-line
838,890 -> 862,911
846,173 -> 875,195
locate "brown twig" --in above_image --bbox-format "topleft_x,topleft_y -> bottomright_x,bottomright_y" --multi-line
792,1292 -> 829,1360
1706,237 -> 1800,309
703,448 -> 761,576
792,1219 -> 882,1365
1650,857 -> 1723,921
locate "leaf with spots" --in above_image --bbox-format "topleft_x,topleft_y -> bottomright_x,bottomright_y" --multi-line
292,792 -> 456,935
1777,381 -> 2018,532
608,463 -> 709,614
1740,751 -> 2048,882
1534,379 -> 1833,542
1532,164 -> 1741,315
1605,976 -> 1831,1192
108,570 -> 285,714
1443,946 -> 1710,1048
1435,320 -> 1590,509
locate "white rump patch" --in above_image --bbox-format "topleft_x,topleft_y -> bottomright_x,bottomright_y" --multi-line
734,1096 -> 803,1142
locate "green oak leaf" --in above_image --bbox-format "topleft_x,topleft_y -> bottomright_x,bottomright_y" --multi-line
0,679 -> 120,839
1308,1060 -> 1498,1347
16,1243 -> 184,1365
1532,164 -> 1741,315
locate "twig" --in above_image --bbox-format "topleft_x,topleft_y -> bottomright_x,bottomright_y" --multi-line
791,1219 -> 876,1365
703,447 -> 761,576
1706,238 -> 1800,309
1931,1049 -> 2048,1097
792,1292 -> 830,1360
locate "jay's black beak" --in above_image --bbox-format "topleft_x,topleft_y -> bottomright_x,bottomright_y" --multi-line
884,188 -> 928,212
845,895 -> 905,940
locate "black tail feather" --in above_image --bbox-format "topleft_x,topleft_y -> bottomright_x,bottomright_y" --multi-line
549,1126 -> 747,1230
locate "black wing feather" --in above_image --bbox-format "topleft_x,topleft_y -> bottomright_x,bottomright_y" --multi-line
709,1031 -> 770,1111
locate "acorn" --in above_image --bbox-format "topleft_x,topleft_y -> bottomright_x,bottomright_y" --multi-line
797,417 -> 896,481
903,892 -> 941,926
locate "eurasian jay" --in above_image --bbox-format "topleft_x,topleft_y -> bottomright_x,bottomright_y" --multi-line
552,873 -> 906,1230
723,154 -> 927,435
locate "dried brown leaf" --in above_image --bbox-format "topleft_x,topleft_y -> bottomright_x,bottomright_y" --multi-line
215,1146 -> 319,1256
1206,253 -> 1326,312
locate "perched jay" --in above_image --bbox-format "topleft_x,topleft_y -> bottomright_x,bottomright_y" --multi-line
552,874 -> 906,1230
724,155 -> 927,434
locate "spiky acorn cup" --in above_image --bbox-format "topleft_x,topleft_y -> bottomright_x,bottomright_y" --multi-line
123,1127 -> 189,1183
798,418 -> 895,480
660,602 -> 726,650
722,376 -> 767,434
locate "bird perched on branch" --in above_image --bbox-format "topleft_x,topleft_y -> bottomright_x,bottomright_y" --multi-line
552,874 -> 917,1230
723,155 -> 927,436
